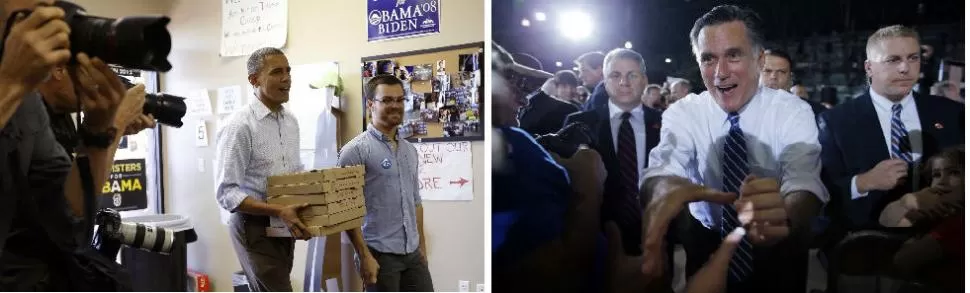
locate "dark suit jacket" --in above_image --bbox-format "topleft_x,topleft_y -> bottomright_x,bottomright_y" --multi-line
581,81 -> 609,111
518,91 -> 579,137
818,92 -> 964,230
563,105 -> 662,254
803,98 -> 828,117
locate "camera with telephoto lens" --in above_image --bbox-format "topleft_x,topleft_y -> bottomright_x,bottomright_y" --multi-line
92,208 -> 175,258
119,78 -> 187,128
143,92 -> 187,128
535,122 -> 594,158
0,0 -> 173,72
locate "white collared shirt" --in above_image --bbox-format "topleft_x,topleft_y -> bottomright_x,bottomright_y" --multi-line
643,87 -> 828,229
215,100 -> 303,212
849,89 -> 923,200
607,100 -> 647,181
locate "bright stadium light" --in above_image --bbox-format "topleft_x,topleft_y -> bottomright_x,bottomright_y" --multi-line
624,41 -> 633,49
555,61 -> 563,67
558,11 -> 592,41
521,19 -> 531,27
535,12 -> 547,21
665,58 -> 672,63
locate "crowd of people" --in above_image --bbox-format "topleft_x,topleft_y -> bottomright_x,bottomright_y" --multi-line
493,4 -> 963,293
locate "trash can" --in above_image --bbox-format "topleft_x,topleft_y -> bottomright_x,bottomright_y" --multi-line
119,214 -> 197,292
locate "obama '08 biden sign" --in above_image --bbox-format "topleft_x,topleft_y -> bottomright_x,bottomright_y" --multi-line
368,0 -> 440,42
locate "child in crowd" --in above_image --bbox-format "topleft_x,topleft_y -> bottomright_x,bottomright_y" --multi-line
881,146 -> 963,291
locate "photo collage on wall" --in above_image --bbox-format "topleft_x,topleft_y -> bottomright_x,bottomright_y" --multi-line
361,44 -> 484,142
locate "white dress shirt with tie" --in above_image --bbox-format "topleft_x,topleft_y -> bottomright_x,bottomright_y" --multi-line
607,100 -> 647,181
643,87 -> 829,229
849,89 -> 923,200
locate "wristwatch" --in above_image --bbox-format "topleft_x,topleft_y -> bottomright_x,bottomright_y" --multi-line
77,124 -> 117,149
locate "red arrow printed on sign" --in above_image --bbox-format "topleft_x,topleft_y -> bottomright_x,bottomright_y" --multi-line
449,177 -> 469,188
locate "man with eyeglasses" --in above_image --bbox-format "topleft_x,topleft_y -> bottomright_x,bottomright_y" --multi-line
338,74 -> 434,291
564,48 -> 662,256
819,25 -> 965,231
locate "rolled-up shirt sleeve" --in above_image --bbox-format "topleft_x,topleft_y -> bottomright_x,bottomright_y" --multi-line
643,104 -> 694,185
216,122 -> 252,212
778,104 -> 829,203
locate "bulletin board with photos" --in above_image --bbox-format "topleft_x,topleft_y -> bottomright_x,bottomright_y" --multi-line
361,42 -> 484,142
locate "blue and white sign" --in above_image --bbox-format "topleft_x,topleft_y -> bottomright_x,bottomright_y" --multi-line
367,0 -> 440,42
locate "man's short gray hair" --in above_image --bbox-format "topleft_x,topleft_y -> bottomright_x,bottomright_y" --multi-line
247,47 -> 285,76
603,48 -> 646,76
866,25 -> 920,59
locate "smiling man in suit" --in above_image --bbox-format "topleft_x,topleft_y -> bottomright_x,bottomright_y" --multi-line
818,25 -> 965,231
563,48 -> 661,255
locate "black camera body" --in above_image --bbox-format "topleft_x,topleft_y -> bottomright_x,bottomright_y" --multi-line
53,1 -> 173,72
0,1 -> 173,72
535,122 -> 593,158
117,77 -> 187,128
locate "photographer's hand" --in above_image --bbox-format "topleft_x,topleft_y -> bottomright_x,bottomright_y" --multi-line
62,54 -> 131,218
72,53 -> 125,132
123,114 -> 156,135
0,6 -> 71,128
111,83 -> 156,135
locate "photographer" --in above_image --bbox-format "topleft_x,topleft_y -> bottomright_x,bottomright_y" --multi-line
37,63 -> 157,217
40,64 -> 156,158
0,0 -> 149,290
492,41 -> 606,293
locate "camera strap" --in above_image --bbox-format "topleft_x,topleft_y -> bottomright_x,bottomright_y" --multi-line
76,155 -> 97,246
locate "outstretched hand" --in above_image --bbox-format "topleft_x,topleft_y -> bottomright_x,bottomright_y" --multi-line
685,227 -> 746,293
641,183 -> 736,279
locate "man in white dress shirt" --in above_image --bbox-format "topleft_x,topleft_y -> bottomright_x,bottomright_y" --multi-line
216,47 -> 309,292
637,5 -> 826,293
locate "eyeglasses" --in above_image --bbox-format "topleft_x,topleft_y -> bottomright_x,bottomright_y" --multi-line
373,98 -> 408,104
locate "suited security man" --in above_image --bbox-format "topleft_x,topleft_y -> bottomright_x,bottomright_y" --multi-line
563,48 -> 661,255
819,25 -> 965,230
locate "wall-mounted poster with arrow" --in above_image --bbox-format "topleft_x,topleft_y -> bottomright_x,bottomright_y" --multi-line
415,141 -> 473,201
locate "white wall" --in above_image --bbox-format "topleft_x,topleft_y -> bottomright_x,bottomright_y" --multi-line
74,0 -> 486,291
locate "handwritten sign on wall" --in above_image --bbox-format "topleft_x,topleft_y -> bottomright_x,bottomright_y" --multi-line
217,85 -> 244,114
416,141 -> 473,201
185,89 -> 213,117
221,0 -> 288,57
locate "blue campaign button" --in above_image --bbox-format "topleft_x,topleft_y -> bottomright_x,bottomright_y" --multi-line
381,158 -> 392,169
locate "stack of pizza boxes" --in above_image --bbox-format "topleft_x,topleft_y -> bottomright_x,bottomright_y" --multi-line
264,165 -> 366,237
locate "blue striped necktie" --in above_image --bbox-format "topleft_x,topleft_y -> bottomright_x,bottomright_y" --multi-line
890,104 -> 913,163
721,112 -> 754,282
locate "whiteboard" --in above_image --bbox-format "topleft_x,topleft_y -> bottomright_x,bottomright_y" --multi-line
285,62 -> 337,151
